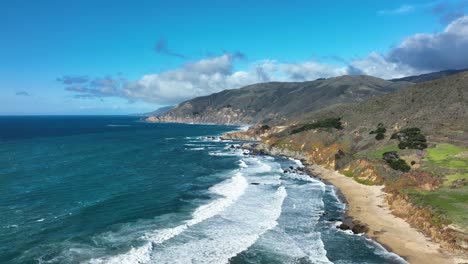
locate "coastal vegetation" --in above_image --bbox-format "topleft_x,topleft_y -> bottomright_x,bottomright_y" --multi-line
370,123 -> 386,140
382,151 -> 411,172
290,117 -> 343,134
153,70 -> 468,254
404,143 -> 468,229
391,127 -> 427,150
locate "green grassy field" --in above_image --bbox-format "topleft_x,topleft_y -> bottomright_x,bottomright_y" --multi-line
409,143 -> 468,229
363,144 -> 400,160
426,143 -> 468,169
408,185 -> 468,229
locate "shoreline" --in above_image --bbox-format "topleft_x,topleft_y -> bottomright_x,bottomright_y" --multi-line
233,138 -> 467,264
305,164 -> 465,264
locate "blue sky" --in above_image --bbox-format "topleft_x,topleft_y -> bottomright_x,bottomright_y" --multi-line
1,0 -> 467,115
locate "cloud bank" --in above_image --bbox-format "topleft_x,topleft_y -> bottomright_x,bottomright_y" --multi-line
62,16 -> 468,105
388,16 -> 468,71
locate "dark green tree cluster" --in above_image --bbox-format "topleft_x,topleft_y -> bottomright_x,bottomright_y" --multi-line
382,151 -> 411,172
290,118 -> 343,134
387,159 -> 411,172
391,127 -> 427,150
259,125 -> 270,131
369,123 -> 386,140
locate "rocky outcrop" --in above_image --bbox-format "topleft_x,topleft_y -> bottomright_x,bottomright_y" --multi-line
223,128 -> 468,254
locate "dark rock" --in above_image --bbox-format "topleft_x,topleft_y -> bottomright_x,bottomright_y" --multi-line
289,166 -> 294,170
335,149 -> 346,159
338,223 -> 350,230
327,218 -> 342,222
283,170 -> 289,173
334,149 -> 352,170
230,144 -> 235,149
351,224 -> 369,234
250,182 -> 261,185
297,167 -> 305,171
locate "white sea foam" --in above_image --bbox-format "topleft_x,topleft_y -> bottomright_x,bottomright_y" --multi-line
208,151 -> 242,156
238,125 -> 250,131
185,147 -> 205,151
184,143 -> 216,147
238,160 -> 248,168
288,157 -> 304,167
257,172 -> 332,264
86,242 -> 153,264
86,172 -> 248,264
151,182 -> 287,263
107,124 -> 131,127
143,172 -> 248,244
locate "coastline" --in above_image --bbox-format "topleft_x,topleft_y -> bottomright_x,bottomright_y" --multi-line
228,136 -> 468,264
306,164 -> 465,264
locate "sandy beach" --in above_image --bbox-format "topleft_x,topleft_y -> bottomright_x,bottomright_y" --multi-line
308,164 -> 468,264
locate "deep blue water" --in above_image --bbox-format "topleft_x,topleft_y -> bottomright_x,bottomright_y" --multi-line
0,116 -> 407,263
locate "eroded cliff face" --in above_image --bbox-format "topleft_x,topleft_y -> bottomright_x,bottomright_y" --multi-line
222,126 -> 468,253
340,159 -> 385,185
387,193 -> 468,251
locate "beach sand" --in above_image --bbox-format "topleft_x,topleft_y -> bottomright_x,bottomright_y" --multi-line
308,164 -> 468,264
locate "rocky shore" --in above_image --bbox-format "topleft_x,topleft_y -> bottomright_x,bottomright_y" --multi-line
226,138 -> 468,264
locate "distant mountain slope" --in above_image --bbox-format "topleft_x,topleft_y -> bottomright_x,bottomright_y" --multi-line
149,75 -> 408,124
303,72 -> 468,133
391,69 -> 468,83
132,106 -> 174,117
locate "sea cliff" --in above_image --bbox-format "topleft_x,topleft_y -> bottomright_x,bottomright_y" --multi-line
222,127 -> 468,264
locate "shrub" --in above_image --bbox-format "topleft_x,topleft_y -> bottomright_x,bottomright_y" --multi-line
382,151 -> 411,172
391,127 -> 427,150
388,159 -> 411,172
260,125 -> 270,131
370,123 -> 386,138
375,133 -> 385,140
290,117 -> 343,134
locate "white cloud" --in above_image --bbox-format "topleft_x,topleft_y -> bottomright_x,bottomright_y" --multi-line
388,16 -> 468,70
63,17 -> 468,105
348,52 -> 423,79
279,62 -> 347,81
114,56 -> 349,104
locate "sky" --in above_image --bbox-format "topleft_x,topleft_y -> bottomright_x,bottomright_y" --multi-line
1,0 -> 468,115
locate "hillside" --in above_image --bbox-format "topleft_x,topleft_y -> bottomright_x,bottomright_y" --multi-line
391,69 -> 468,83
147,75 -> 408,124
299,71 -> 468,137
223,72 -> 468,252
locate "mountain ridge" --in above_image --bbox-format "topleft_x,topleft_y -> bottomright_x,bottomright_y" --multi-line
147,75 -> 409,124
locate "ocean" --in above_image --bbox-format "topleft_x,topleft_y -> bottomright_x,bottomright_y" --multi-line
0,116 -> 407,264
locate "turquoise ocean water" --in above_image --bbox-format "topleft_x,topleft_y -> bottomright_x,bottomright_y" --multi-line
0,116 -> 407,263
